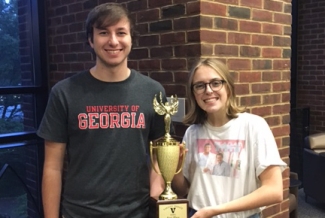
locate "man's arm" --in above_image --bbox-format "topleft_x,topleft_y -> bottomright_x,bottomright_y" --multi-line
42,140 -> 66,218
149,164 -> 165,199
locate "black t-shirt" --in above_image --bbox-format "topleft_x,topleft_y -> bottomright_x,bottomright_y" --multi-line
37,70 -> 166,217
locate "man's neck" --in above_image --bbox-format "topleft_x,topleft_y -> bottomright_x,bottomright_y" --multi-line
90,64 -> 130,82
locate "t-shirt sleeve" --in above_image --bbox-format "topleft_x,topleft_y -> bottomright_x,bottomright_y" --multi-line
254,117 -> 287,177
37,86 -> 68,143
182,125 -> 196,182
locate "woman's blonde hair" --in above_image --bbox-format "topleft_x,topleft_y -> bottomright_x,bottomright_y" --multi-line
183,58 -> 245,125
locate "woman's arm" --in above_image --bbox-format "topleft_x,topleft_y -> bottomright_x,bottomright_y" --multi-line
171,169 -> 190,198
192,165 -> 283,218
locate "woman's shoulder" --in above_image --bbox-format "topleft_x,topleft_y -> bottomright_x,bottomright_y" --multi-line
183,124 -> 201,144
184,124 -> 203,135
236,112 -> 270,131
237,112 -> 266,123
187,123 -> 202,130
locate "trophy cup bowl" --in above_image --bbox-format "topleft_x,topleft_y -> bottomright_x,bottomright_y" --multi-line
149,92 -> 188,218
150,136 -> 182,200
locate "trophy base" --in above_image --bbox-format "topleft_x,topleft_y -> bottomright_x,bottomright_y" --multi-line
149,197 -> 188,218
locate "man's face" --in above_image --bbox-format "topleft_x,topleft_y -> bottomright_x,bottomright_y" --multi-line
89,17 -> 132,68
204,145 -> 211,154
216,154 -> 223,163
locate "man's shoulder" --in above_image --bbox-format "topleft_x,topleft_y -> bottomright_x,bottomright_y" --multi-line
51,71 -> 88,93
53,71 -> 88,86
131,69 -> 161,85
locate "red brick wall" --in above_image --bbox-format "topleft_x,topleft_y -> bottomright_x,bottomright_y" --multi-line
297,0 -> 325,133
45,0 -> 292,217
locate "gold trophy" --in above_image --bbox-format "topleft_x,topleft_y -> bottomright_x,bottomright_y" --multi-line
149,92 -> 188,218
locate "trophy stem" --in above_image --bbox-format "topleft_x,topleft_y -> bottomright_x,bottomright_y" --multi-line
159,181 -> 177,200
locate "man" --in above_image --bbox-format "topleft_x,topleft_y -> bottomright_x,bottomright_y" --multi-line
37,3 -> 166,218
212,153 -> 231,177
198,143 -> 216,173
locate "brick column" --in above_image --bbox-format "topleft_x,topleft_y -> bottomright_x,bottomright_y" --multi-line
127,1 -> 292,217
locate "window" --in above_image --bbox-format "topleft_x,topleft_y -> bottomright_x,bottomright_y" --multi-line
0,0 -> 47,217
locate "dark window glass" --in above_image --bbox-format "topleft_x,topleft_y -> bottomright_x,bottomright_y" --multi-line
0,0 -> 47,216
0,145 -> 41,218
0,0 -> 20,87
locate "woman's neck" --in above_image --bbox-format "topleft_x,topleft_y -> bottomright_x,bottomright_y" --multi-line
206,113 -> 230,127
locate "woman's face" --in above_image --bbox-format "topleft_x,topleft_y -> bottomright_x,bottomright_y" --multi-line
192,65 -> 228,116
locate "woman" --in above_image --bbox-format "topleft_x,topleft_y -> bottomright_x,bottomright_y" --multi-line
172,58 -> 287,218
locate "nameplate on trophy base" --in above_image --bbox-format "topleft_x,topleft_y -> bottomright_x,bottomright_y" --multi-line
149,197 -> 188,218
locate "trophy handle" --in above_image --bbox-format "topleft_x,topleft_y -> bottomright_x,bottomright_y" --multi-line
150,141 -> 161,175
175,141 -> 186,175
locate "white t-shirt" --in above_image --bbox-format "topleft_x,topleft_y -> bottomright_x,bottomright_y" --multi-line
182,113 -> 287,218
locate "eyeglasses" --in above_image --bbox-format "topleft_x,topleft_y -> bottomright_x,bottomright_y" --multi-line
192,80 -> 226,94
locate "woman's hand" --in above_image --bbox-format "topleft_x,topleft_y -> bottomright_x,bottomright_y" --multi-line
178,142 -> 188,167
180,141 -> 187,156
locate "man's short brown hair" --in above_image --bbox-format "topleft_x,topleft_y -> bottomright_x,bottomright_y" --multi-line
85,3 -> 138,44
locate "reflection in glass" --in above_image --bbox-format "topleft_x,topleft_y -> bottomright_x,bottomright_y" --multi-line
0,0 -> 22,87
0,94 -> 36,134
1,0 -> 35,87
0,144 -> 41,218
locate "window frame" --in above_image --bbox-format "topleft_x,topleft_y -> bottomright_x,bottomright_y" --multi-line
0,1 -> 48,142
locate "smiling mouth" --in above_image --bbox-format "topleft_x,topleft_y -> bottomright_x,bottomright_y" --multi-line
204,97 -> 219,103
105,49 -> 122,54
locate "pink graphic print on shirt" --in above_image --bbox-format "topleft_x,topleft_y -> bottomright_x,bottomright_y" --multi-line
197,139 -> 246,178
